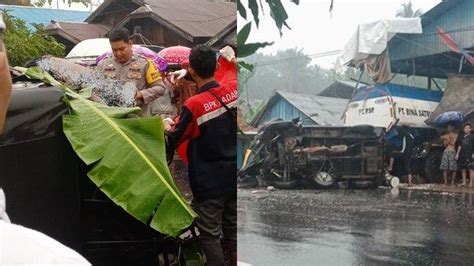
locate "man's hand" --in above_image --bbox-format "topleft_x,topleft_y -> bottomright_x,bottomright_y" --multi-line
163,117 -> 175,131
168,69 -> 187,84
219,46 -> 235,62
135,90 -> 143,100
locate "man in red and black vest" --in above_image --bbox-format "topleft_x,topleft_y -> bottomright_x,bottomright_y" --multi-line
166,44 -> 237,266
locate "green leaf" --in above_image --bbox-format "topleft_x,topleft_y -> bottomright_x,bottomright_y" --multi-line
248,0 -> 260,28
238,61 -> 254,72
237,22 -> 252,46
28,67 -> 198,237
78,86 -> 93,98
238,42 -> 274,58
237,0 -> 247,19
2,10 -> 65,67
266,0 -> 291,36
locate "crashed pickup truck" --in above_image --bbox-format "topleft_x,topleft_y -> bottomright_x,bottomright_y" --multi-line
238,118 -> 385,189
1,68 -> 200,265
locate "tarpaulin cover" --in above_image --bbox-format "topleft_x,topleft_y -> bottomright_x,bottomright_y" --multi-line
335,18 -> 422,83
0,85 -> 67,146
426,74 -> 474,125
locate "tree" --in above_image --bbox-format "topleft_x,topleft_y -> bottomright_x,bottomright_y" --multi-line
396,1 -> 423,18
237,0 -> 299,71
2,11 -> 65,66
238,49 -> 335,102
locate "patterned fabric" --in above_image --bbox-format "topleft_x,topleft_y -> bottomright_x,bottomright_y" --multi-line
440,149 -> 457,171
469,160 -> 474,170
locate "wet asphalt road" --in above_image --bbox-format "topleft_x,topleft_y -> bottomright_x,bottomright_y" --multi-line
238,188 -> 474,265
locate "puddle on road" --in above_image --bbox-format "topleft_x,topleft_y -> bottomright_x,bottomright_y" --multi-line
238,188 -> 474,265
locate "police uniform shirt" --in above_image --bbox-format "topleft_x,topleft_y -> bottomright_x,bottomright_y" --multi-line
97,54 -> 165,116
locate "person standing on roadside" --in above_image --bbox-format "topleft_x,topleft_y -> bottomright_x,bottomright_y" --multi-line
440,125 -> 458,186
456,123 -> 474,187
166,44 -> 237,266
396,125 -> 416,186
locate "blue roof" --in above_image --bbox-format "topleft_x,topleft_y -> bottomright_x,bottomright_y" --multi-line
0,5 -> 90,30
389,0 -> 474,61
251,91 -> 348,127
351,83 -> 443,103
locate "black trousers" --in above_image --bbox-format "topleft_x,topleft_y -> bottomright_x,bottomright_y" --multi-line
192,194 -> 237,266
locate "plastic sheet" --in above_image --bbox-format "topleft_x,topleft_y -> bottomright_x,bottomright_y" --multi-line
0,85 -> 67,146
37,57 -> 136,107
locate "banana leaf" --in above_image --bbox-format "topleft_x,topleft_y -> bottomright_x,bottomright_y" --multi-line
25,67 -> 197,238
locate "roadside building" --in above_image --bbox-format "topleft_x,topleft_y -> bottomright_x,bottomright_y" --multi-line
251,90 -> 349,127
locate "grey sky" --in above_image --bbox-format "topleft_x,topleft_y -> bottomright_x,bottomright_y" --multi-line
239,0 -> 441,68
35,0 -> 101,11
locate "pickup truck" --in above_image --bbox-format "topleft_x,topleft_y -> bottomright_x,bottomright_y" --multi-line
0,79 -> 196,265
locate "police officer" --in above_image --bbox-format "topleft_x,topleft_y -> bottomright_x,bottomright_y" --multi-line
97,28 -> 165,116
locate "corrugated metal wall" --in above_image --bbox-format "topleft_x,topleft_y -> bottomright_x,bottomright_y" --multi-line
390,0 -> 474,61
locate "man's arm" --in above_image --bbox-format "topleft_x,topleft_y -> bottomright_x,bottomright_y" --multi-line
456,145 -> 461,160
138,61 -> 166,104
0,51 -> 12,134
166,106 -> 193,151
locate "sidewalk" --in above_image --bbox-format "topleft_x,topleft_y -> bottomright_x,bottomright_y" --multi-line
399,183 -> 474,194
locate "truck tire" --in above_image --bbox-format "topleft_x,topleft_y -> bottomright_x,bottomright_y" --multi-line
238,176 -> 258,188
313,172 -> 335,188
424,150 -> 443,183
272,180 -> 298,189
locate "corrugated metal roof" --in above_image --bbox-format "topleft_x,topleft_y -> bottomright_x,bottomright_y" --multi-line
252,91 -> 348,126
0,5 -> 90,30
318,80 -> 364,99
277,91 -> 349,126
138,0 -> 236,38
389,0 -> 474,61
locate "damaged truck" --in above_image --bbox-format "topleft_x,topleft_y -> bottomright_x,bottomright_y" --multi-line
238,118 -> 385,189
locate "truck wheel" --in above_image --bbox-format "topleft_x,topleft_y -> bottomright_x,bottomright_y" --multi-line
238,176 -> 258,188
272,180 -> 298,189
424,150 -> 443,183
313,172 -> 335,188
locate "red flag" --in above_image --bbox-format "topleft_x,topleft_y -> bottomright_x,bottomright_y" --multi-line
437,26 -> 460,53
437,26 -> 474,65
